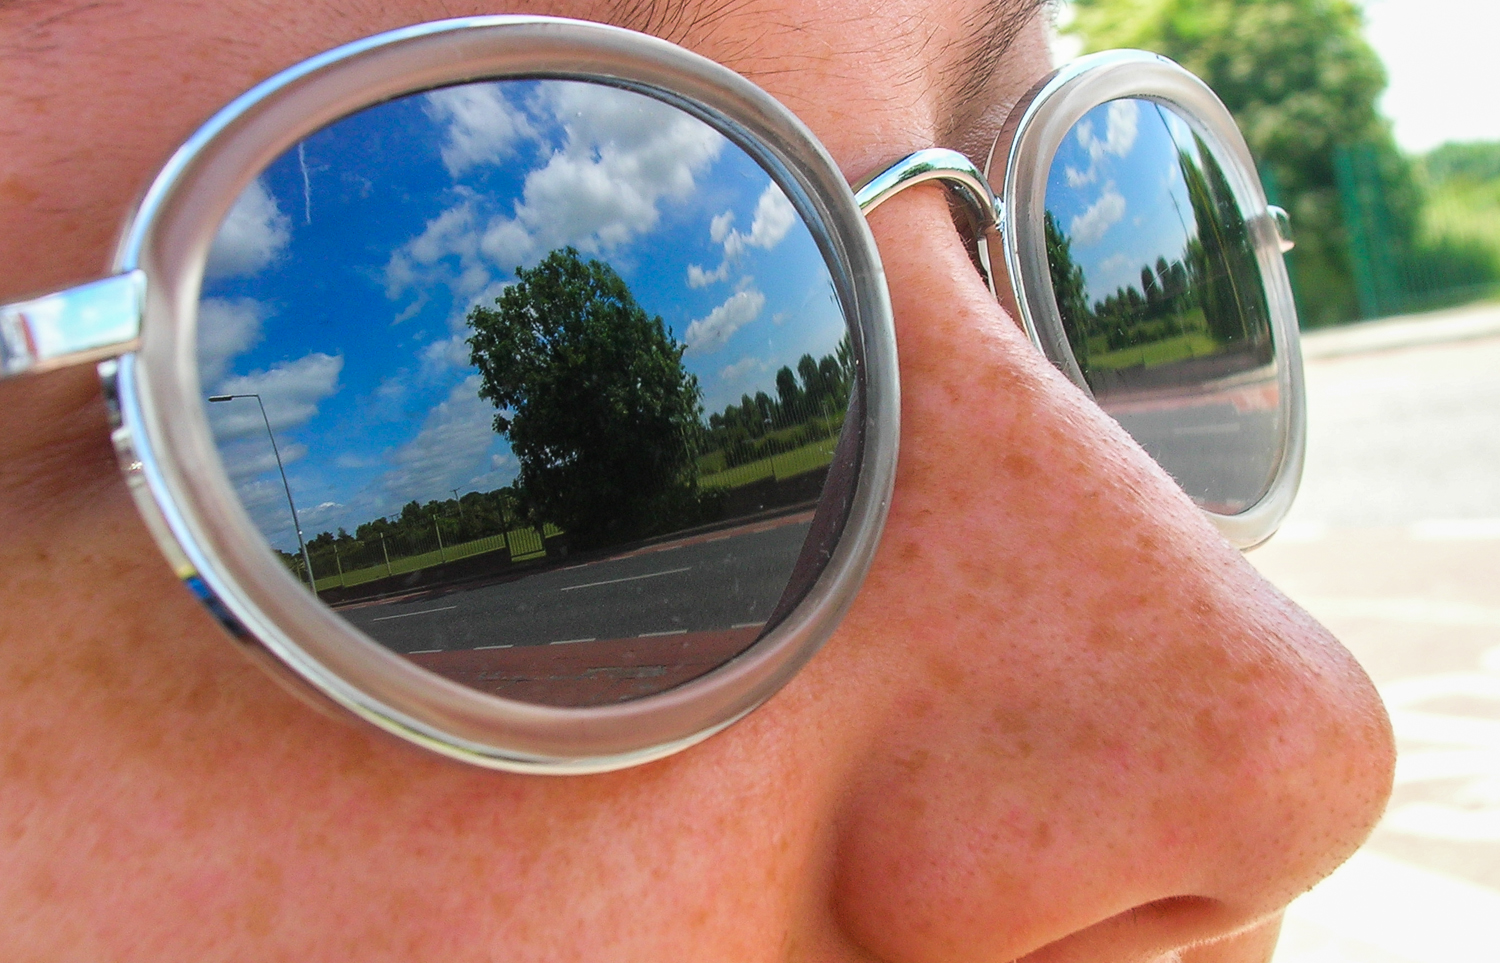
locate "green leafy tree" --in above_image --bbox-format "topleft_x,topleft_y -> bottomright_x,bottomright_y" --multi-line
467,247 -> 705,549
1044,210 -> 1095,366
1066,0 -> 1407,325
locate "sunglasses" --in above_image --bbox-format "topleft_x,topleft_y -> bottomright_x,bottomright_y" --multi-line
0,17 -> 1303,772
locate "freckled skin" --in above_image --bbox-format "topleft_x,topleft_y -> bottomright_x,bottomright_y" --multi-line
0,1 -> 1392,962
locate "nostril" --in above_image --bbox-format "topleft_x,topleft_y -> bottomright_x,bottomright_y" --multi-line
1016,895 -> 1244,962
1119,894 -> 1224,931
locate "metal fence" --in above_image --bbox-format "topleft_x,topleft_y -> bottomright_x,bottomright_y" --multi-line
305,523 -> 560,593
1334,144 -> 1500,320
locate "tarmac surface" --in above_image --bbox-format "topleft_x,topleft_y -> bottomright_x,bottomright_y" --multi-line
337,511 -> 814,705
1252,303 -> 1500,963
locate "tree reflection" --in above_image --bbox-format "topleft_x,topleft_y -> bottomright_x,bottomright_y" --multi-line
1045,133 -> 1273,386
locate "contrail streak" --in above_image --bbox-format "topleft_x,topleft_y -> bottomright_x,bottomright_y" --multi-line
298,142 -> 312,225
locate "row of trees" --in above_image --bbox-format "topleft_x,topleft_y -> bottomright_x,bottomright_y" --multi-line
703,340 -> 853,469
290,489 -> 529,580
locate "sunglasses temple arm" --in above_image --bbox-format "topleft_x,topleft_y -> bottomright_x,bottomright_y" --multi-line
0,270 -> 144,380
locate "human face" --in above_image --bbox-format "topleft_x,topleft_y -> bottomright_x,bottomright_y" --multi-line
0,2 -> 1393,961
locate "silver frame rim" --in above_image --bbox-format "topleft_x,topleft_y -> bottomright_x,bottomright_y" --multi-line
985,50 -> 1305,549
109,16 -> 898,773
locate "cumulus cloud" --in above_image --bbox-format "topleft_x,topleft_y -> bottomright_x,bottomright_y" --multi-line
478,84 -> 726,269
384,83 -> 725,319
210,352 -> 344,439
420,333 -> 473,377
197,297 -> 267,385
377,375 -> 498,504
1069,183 -> 1126,246
1078,99 -> 1140,163
687,261 -> 730,288
223,441 -> 311,483
425,83 -> 535,178
1064,100 -> 1142,193
384,201 -> 482,301
719,355 -> 772,388
687,182 -> 797,287
205,178 -> 292,280
684,287 -> 765,356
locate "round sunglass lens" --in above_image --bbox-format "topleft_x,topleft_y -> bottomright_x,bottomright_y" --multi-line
1042,97 -> 1282,514
197,78 -> 858,708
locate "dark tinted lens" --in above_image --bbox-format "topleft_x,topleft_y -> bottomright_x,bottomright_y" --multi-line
1043,98 -> 1281,513
198,79 -> 854,707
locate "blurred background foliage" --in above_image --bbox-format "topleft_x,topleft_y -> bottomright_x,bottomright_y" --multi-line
1063,0 -> 1500,326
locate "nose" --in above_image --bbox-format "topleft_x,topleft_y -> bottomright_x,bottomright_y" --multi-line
823,188 -> 1395,962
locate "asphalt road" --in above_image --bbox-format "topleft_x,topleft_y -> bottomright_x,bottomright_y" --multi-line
337,513 -> 812,655
1250,306 -> 1500,963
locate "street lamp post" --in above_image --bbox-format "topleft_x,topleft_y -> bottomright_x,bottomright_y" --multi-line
208,392 -> 317,592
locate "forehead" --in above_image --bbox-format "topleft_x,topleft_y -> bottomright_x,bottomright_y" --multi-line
2,0 -> 1045,126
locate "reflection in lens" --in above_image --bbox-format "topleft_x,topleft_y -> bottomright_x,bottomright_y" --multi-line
1043,98 -> 1281,513
198,80 -> 853,707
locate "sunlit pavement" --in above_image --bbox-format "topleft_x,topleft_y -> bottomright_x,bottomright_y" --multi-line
1247,305 -> 1500,962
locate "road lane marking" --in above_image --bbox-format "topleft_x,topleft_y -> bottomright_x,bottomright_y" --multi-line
548,637 -> 596,646
559,566 -> 692,592
372,605 -> 458,622
706,534 -> 731,542
638,629 -> 688,637
1172,422 -> 1241,435
474,643 -> 513,650
408,648 -> 442,654
731,621 -> 766,630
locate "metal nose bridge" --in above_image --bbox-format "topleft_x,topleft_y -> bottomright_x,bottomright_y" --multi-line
852,148 -> 1004,237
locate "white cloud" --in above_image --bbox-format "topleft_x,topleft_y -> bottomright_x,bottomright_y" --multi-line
205,178 -> 292,280
689,182 -> 797,287
687,261 -> 730,288
197,297 -> 267,386
684,287 -> 765,356
210,352 -> 344,438
726,183 -> 797,258
420,333 -> 472,377
424,83 -> 535,178
1076,100 -> 1139,163
383,83 -> 725,316
719,355 -> 770,383
1069,183 -> 1126,246
384,201 -> 481,300
464,452 -> 517,494
222,440 -> 310,482
377,375 -> 499,504
478,84 -> 726,270
1065,100 -> 1142,196
1103,99 -> 1140,157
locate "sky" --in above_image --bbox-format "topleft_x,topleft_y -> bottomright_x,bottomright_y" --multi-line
198,79 -> 846,553
1051,0 -> 1500,154
1358,0 -> 1500,153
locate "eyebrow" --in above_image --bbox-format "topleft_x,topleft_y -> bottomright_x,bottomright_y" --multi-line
937,0 -> 1049,153
605,0 -> 761,49
608,0 -> 1049,154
